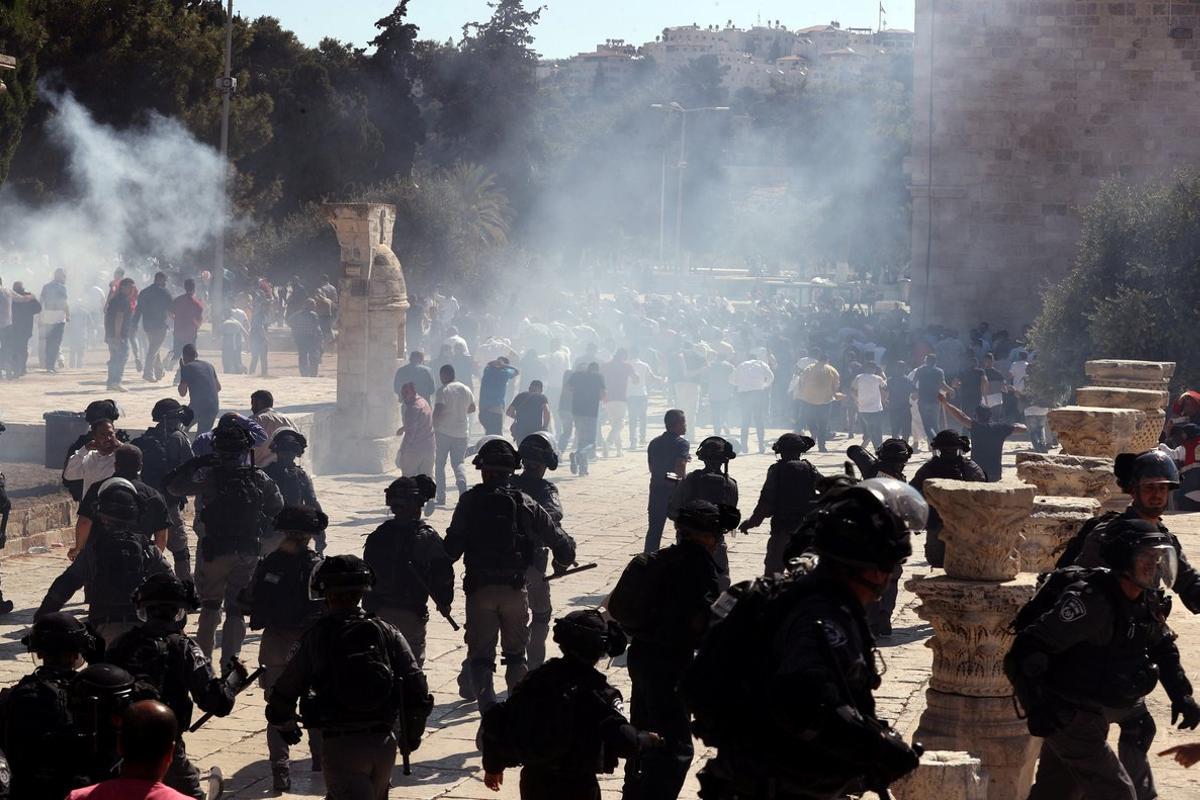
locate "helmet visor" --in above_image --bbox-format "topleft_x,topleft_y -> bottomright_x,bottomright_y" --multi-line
1130,544 -> 1178,591
858,477 -> 930,532
307,559 -> 326,601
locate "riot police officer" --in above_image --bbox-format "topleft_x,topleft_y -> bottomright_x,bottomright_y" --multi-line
480,610 -> 662,799
910,429 -> 986,567
69,663 -> 138,787
444,439 -> 576,710
105,573 -> 246,799
265,555 -> 434,798
511,433 -> 564,670
848,437 -> 913,482
1008,519 -> 1199,800
0,613 -> 99,799
739,433 -> 823,575
262,429 -> 324,554
363,475 -> 453,669
132,398 -> 196,579
168,417 -> 284,660
667,436 -> 738,590
693,478 -> 926,799
240,508 -> 326,792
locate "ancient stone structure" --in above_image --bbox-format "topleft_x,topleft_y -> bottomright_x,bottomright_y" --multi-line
1019,495 -> 1101,573
893,751 -> 987,800
1084,359 -> 1175,392
908,479 -> 1038,800
1014,452 -> 1117,499
1047,406 -> 1138,459
910,2 -> 1200,330
1076,360 -> 1174,450
324,203 -> 408,473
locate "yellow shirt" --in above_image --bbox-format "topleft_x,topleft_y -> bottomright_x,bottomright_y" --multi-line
800,362 -> 840,405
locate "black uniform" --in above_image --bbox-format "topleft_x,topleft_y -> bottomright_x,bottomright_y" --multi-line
0,666 -> 89,800
1011,569 -> 1190,800
132,423 -> 195,577
511,470 -> 564,670
910,453 -> 986,567
749,457 -> 821,575
263,459 -> 324,552
619,539 -> 720,800
106,620 -> 237,799
482,657 -> 642,800
667,468 -> 738,589
265,608 -> 433,798
698,572 -> 908,799
362,518 -> 454,666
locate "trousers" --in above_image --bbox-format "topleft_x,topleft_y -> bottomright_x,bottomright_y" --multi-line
321,730 -> 398,800
43,322 -> 64,370
738,389 -> 769,452
627,395 -> 648,447
194,550 -> 257,661
260,626 -> 322,769
434,434 -> 468,503
645,479 -> 675,553
166,501 -> 191,581
106,338 -> 129,387
163,737 -> 204,799
525,564 -> 552,670
623,643 -> 694,800
377,606 -> 428,667
603,401 -> 628,454
1028,701 -> 1154,800
465,583 -> 530,709
143,326 -> 167,380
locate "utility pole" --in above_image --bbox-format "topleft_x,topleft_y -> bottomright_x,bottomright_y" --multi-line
213,0 -> 234,320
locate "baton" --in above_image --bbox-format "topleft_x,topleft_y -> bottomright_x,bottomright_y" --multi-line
405,560 -> 461,630
546,562 -> 598,581
397,680 -> 412,775
189,666 -> 266,732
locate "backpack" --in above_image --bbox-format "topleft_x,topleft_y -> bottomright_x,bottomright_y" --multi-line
607,552 -> 666,637
318,617 -> 395,719
479,667 -> 578,768
106,631 -> 191,725
1054,511 -> 1122,570
91,528 -> 155,616
1009,566 -> 1109,635
3,673 -> 74,756
249,551 -> 322,630
200,467 -> 264,545
684,571 -> 817,748
132,430 -> 170,492
469,486 -> 531,570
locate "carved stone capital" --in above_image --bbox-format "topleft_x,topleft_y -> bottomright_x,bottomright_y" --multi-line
923,480 -> 1035,580
1015,452 -> 1117,499
892,751 -> 987,800
1047,406 -> 1139,459
1084,359 -> 1175,386
1019,496 -> 1102,573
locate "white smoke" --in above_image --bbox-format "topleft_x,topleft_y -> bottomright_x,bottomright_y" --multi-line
0,89 -> 227,293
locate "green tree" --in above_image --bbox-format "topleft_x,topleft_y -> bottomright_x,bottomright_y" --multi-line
0,0 -> 46,185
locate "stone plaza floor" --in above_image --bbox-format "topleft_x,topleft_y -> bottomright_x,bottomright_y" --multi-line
2,359 -> 1200,797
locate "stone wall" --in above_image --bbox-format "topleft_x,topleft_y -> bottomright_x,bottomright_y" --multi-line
910,0 -> 1200,330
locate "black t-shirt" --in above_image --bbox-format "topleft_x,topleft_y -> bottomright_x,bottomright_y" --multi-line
887,375 -> 916,410
180,359 -> 220,410
957,367 -> 985,412
511,391 -> 549,434
78,477 -> 170,539
914,365 -> 946,403
969,421 -> 1015,481
569,371 -> 606,418
647,432 -> 690,478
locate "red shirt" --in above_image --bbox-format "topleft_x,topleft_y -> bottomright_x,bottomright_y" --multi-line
69,778 -> 191,799
171,294 -> 205,341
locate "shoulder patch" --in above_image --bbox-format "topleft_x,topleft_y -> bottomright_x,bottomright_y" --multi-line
1058,595 -> 1088,623
821,621 -> 849,648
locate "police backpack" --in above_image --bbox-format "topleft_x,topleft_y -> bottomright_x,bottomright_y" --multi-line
0,673 -> 81,785
200,467 -> 264,549
468,486 -> 531,571
1053,511 -> 1122,570
131,431 -> 171,493
91,529 -> 158,617
106,632 -> 192,726
607,551 -> 667,637
315,617 -> 395,720
479,667 -> 579,769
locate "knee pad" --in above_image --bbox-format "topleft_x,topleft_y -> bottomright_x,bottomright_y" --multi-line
1123,710 -> 1157,751
500,651 -> 527,667
531,611 -> 552,626
469,657 -> 496,673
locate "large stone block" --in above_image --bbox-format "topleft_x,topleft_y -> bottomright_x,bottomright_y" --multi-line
1083,359 -> 1174,386
1019,496 -> 1102,573
923,480 -> 1036,581
1073,385 -> 1168,411
1047,406 -> 1139,458
1014,452 -> 1118,499
892,751 -> 987,800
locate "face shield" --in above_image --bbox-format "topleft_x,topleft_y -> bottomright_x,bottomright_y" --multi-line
1129,544 -> 1178,591
136,603 -> 187,624
307,560 -> 327,601
858,477 -> 930,532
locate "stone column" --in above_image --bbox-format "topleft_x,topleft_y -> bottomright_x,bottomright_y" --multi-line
324,203 -> 408,473
1018,496 -> 1101,574
892,751 -> 987,800
908,479 -> 1039,800
1046,406 -> 1138,459
1014,452 -> 1117,500
1083,359 -> 1175,391
1074,385 -> 1168,452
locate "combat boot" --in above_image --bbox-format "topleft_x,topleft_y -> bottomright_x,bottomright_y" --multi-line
272,764 -> 290,794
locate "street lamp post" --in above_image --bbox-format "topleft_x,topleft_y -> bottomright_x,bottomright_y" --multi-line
213,0 -> 235,318
649,102 -> 730,271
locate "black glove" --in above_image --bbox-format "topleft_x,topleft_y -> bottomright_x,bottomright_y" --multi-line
636,731 -> 665,751
867,726 -> 921,787
1173,696 -> 1200,730
222,657 -> 250,693
278,720 -> 303,745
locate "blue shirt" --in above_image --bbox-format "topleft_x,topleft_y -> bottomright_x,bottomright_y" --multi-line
647,431 -> 690,479
479,363 -> 518,410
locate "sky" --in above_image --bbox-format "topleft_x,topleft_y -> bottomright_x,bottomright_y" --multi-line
235,0 -> 917,58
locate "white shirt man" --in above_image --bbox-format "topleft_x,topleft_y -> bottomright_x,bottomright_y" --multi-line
852,370 -> 886,414
732,358 -> 775,394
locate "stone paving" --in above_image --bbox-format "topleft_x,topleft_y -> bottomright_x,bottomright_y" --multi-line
2,363 -> 1200,797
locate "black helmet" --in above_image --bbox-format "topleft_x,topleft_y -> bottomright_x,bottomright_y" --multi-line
773,433 -> 815,455
84,399 -> 120,424
132,573 -> 200,613
274,506 -> 328,535
212,417 -> 253,455
518,433 -> 559,471
809,477 -> 927,571
697,436 -> 736,463
270,428 -> 307,454
309,554 -> 375,599
151,398 -> 187,423
23,613 -> 95,656
1124,450 -> 1180,490
1100,519 -> 1178,591
74,663 -> 135,708
553,609 -> 627,659
931,430 -> 970,453
675,500 -> 741,535
385,475 -> 437,507
97,477 -> 141,523
877,438 -> 914,464
473,438 -> 520,471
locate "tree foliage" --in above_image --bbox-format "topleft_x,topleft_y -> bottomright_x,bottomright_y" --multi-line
0,0 -> 46,183
1029,172 -> 1200,397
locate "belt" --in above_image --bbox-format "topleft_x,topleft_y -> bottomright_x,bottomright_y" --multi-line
320,724 -> 392,739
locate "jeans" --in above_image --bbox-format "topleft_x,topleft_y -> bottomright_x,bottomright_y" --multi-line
860,410 -> 885,448
10,332 -> 30,376
190,406 -> 218,435
803,401 -> 833,450
479,408 -> 504,436
888,404 -> 913,440
106,338 -> 129,387
645,478 -> 675,553
709,398 -> 731,437
918,400 -> 942,442
1027,415 -> 1049,452
249,331 -> 269,376
627,395 -> 648,447
673,381 -> 700,437
1029,701 -> 1154,800
574,414 -> 598,474
603,400 -> 627,453
557,408 -> 575,452
623,643 -> 694,800
434,433 -> 468,503
143,326 -> 167,380
738,389 -> 769,452
43,322 -> 64,370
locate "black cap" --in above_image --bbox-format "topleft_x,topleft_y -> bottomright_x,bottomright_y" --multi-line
274,506 -> 329,534
773,433 -> 815,455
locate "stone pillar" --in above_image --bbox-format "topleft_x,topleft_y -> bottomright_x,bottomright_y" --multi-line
892,751 -> 988,800
1018,496 -> 1102,574
324,203 -> 408,473
1083,359 -> 1175,391
1046,406 -> 1138,459
1014,452 -> 1118,500
1074,386 -> 1168,452
908,479 -> 1039,800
